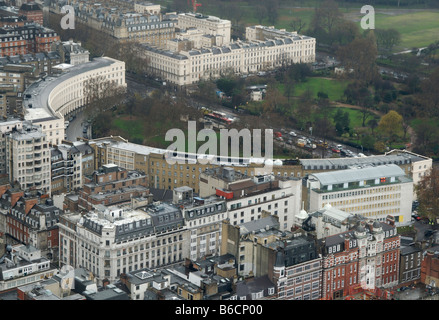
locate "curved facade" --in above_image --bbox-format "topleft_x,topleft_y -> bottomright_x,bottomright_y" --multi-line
23,57 -> 126,145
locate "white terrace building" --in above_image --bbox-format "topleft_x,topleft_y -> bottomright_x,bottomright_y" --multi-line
177,13 -> 231,46
22,57 -> 126,146
307,164 -> 413,226
143,29 -> 315,87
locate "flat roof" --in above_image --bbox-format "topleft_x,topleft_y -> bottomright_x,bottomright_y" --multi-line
300,152 -> 425,169
309,164 -> 406,186
315,204 -> 352,221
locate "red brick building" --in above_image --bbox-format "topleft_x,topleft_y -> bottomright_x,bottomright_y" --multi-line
420,246 -> 439,287
18,2 -> 43,25
35,28 -> 60,53
321,216 -> 400,299
0,24 -> 60,55
78,164 -> 150,211
0,16 -> 26,28
0,32 -> 26,56
1,189 -> 61,263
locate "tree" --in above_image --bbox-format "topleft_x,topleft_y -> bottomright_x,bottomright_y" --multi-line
378,110 -> 403,143
254,5 -> 266,24
404,74 -> 421,94
375,28 -> 401,53
283,76 -> 295,103
344,82 -> 374,126
83,75 -> 126,121
367,118 -> 378,135
361,134 -> 375,151
265,0 -> 279,25
417,67 -> 439,118
227,3 -> 245,26
316,91 -> 331,116
332,20 -> 361,46
287,63 -> 311,82
290,17 -> 306,33
294,89 -> 314,130
314,116 -> 335,139
216,77 -> 237,97
412,119 -> 439,157
415,167 -> 439,222
311,0 -> 343,35
337,35 -> 379,85
171,0 -> 188,12
333,108 -> 350,136
263,86 -> 287,114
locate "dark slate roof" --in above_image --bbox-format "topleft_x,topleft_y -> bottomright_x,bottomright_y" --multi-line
400,245 -> 421,256
235,275 -> 275,299
20,2 -> 41,11
149,188 -> 173,202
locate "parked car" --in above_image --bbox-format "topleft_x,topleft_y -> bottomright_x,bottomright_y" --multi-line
289,131 -> 297,137
424,230 -> 435,238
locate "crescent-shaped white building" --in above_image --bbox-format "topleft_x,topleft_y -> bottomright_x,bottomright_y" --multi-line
5,57 -> 126,195
22,56 -> 126,146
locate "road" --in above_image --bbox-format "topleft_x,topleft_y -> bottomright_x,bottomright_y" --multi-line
65,110 -> 90,142
126,74 -> 156,99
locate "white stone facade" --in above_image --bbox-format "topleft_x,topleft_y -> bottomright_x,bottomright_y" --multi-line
308,164 -> 413,226
143,27 -> 315,87
177,13 -> 231,45
6,124 -> 51,194
226,178 -> 302,232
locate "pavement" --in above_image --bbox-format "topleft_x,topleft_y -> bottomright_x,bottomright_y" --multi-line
392,283 -> 439,300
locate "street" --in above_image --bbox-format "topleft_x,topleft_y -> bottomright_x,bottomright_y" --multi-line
65,110 -> 90,142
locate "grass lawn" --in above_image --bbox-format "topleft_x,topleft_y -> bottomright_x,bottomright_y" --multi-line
329,107 -> 374,129
351,11 -> 439,51
275,8 -> 315,31
196,1 -> 316,32
113,118 -> 145,142
283,77 -> 350,101
410,117 -> 439,131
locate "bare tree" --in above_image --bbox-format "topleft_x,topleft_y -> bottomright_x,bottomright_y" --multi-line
415,167 -> 439,222
254,5 -> 267,25
83,75 -> 126,120
311,0 -> 343,34
290,17 -> 306,33
337,35 -> 379,86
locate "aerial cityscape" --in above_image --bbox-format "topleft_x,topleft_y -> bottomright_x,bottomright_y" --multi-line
0,0 -> 437,308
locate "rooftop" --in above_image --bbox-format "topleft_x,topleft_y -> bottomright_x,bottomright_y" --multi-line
309,164 -> 407,186
23,57 -> 120,120
238,215 -> 279,236
300,151 -> 427,170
